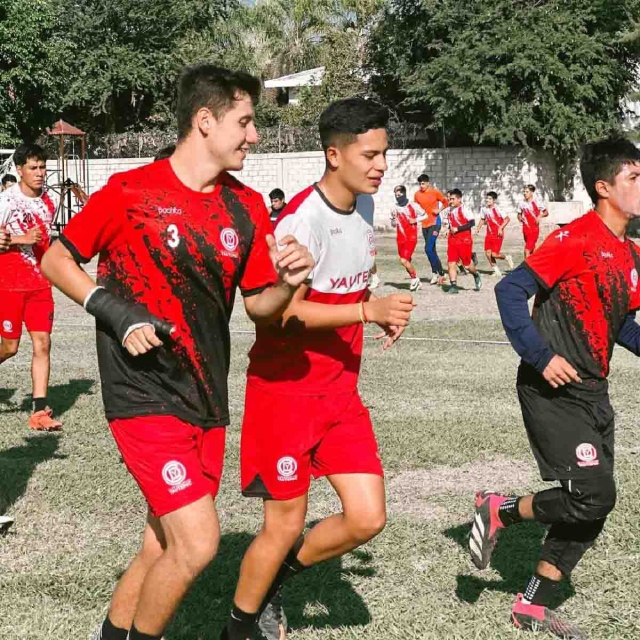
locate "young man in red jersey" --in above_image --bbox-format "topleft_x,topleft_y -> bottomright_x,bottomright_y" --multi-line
517,184 -> 548,258
0,143 -> 62,431
42,65 -> 314,640
445,189 -> 482,294
472,138 -> 640,639
221,98 -> 416,640
476,191 -> 514,277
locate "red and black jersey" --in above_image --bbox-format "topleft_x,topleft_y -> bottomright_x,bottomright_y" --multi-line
60,159 -> 277,427
525,210 -> 640,395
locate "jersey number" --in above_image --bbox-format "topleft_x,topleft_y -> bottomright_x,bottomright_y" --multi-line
167,224 -> 180,248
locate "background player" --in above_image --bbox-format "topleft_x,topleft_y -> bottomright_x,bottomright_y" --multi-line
414,173 -> 447,284
518,184 -> 548,257
390,184 -> 427,290
269,188 -> 287,227
1,174 -> 17,191
445,189 -> 482,294
42,65 -> 314,640
476,191 -> 514,276
221,98 -> 416,640
0,143 -> 62,431
472,138 -> 640,639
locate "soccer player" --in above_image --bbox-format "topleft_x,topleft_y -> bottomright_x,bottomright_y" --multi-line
41,65 -> 314,640
390,184 -> 427,290
445,189 -> 482,294
471,138 -> 640,639
221,98 -> 416,640
0,143 -> 62,431
517,184 -> 548,258
414,173 -> 447,284
1,174 -> 17,191
269,188 -> 286,227
476,191 -> 514,276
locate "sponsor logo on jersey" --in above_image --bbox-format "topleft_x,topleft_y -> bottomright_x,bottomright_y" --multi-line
220,227 -> 239,256
631,268 -> 638,292
162,460 -> 193,494
600,251 -> 614,259
277,456 -> 298,482
329,270 -> 371,290
158,206 -> 183,216
2,320 -> 12,333
330,227 -> 342,236
576,443 -> 599,468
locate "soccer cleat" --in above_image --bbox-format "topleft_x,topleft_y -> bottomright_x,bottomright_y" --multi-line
447,283 -> 459,294
429,273 -> 439,285
506,255 -> 515,270
0,515 -> 14,534
410,277 -> 422,291
470,490 -> 508,569
474,273 -> 483,291
29,408 -> 63,432
257,586 -> 287,640
493,266 -> 502,277
368,273 -> 380,290
511,594 -> 588,639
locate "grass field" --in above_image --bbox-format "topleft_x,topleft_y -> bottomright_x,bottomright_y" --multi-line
1,232 -> 639,639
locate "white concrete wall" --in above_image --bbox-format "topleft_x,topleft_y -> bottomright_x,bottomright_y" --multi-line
48,147 -> 580,229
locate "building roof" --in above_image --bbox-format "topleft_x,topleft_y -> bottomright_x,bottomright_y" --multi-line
264,67 -> 325,89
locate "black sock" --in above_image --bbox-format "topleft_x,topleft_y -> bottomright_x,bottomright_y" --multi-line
522,573 -> 559,606
498,496 -> 523,527
98,616 -> 128,640
33,397 -> 48,413
128,624 -> 163,640
224,605 -> 258,640
260,535 -> 307,611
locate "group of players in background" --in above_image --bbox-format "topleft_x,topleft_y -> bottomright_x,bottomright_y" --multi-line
1,62 -> 640,640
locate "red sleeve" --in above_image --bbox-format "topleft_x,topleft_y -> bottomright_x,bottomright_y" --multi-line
59,177 -> 124,263
524,228 -> 583,290
240,195 -> 278,296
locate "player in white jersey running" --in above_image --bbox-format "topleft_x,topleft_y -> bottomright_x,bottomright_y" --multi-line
0,143 -> 62,431
476,191 -> 514,276
518,184 -> 548,258
220,98 -> 416,640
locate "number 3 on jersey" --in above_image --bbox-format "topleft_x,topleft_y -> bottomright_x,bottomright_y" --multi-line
167,224 -> 180,249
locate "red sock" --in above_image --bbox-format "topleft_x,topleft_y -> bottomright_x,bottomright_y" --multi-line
409,269 -> 416,278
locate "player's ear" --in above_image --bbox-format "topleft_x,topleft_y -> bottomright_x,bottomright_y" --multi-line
325,146 -> 340,170
195,107 -> 215,136
594,179 -> 610,200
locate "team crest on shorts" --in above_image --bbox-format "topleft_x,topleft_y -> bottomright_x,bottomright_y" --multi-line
162,460 -> 193,494
220,227 -> 239,255
575,443 -> 599,468
2,320 -> 12,333
277,456 -> 298,482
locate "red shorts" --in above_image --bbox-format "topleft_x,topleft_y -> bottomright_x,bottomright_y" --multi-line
523,226 -> 540,252
0,288 -> 54,339
447,235 -> 473,266
397,234 -> 417,261
484,233 -> 504,254
241,384 -> 383,500
109,415 -> 226,518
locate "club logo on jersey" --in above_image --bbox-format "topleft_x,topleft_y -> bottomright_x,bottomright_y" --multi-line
631,268 -> 638,292
2,320 -> 12,333
556,231 -> 570,242
220,227 -> 239,255
276,456 -> 298,482
576,443 -> 599,468
162,460 -> 192,494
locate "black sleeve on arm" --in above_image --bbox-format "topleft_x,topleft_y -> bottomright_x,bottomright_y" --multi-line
58,234 -> 91,264
457,220 -> 475,232
616,312 -> 640,356
495,265 -> 555,373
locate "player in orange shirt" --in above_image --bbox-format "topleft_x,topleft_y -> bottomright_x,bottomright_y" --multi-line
414,174 -> 447,284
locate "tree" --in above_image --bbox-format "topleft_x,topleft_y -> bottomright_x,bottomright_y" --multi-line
368,0 -> 640,197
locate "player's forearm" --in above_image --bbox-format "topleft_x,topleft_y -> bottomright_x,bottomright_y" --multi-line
10,234 -> 35,246
495,266 -> 555,372
244,281 -> 298,325
41,242 -> 96,306
282,298 -> 363,330
616,313 -> 640,356
457,220 -> 475,232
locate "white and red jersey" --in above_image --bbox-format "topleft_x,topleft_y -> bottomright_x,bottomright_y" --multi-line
448,205 -> 475,236
481,206 -> 506,236
247,184 -> 375,394
518,198 -> 545,229
0,184 -> 56,291
390,202 -> 426,238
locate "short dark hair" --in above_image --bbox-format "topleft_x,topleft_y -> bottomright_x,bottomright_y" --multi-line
269,188 -> 285,200
176,64 -> 261,140
486,191 -> 498,199
1,174 -> 17,186
580,138 -> 640,203
154,144 -> 175,162
525,184 -> 536,192
450,188 -> 463,198
417,174 -> 430,183
318,98 -> 389,150
13,143 -> 47,167
394,185 -> 407,195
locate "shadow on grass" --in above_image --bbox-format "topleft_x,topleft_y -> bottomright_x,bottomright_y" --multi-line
445,522 -> 575,607
0,433 -> 64,516
166,533 -> 374,639
0,378 -> 95,416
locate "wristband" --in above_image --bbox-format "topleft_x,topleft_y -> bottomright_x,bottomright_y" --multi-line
361,301 -> 370,324
358,301 -> 366,324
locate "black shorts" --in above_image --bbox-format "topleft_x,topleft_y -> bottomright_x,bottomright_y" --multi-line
516,365 -> 614,481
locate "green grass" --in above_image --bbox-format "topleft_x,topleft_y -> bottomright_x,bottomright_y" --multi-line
1,233 -> 639,639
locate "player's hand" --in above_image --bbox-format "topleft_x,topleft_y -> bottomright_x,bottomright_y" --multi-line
374,324 -> 406,350
25,227 -> 43,245
542,355 -> 582,388
0,226 -> 9,252
123,325 -> 165,357
498,229 -> 504,237
267,234 -> 315,288
364,294 -> 416,328
450,227 -> 457,235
